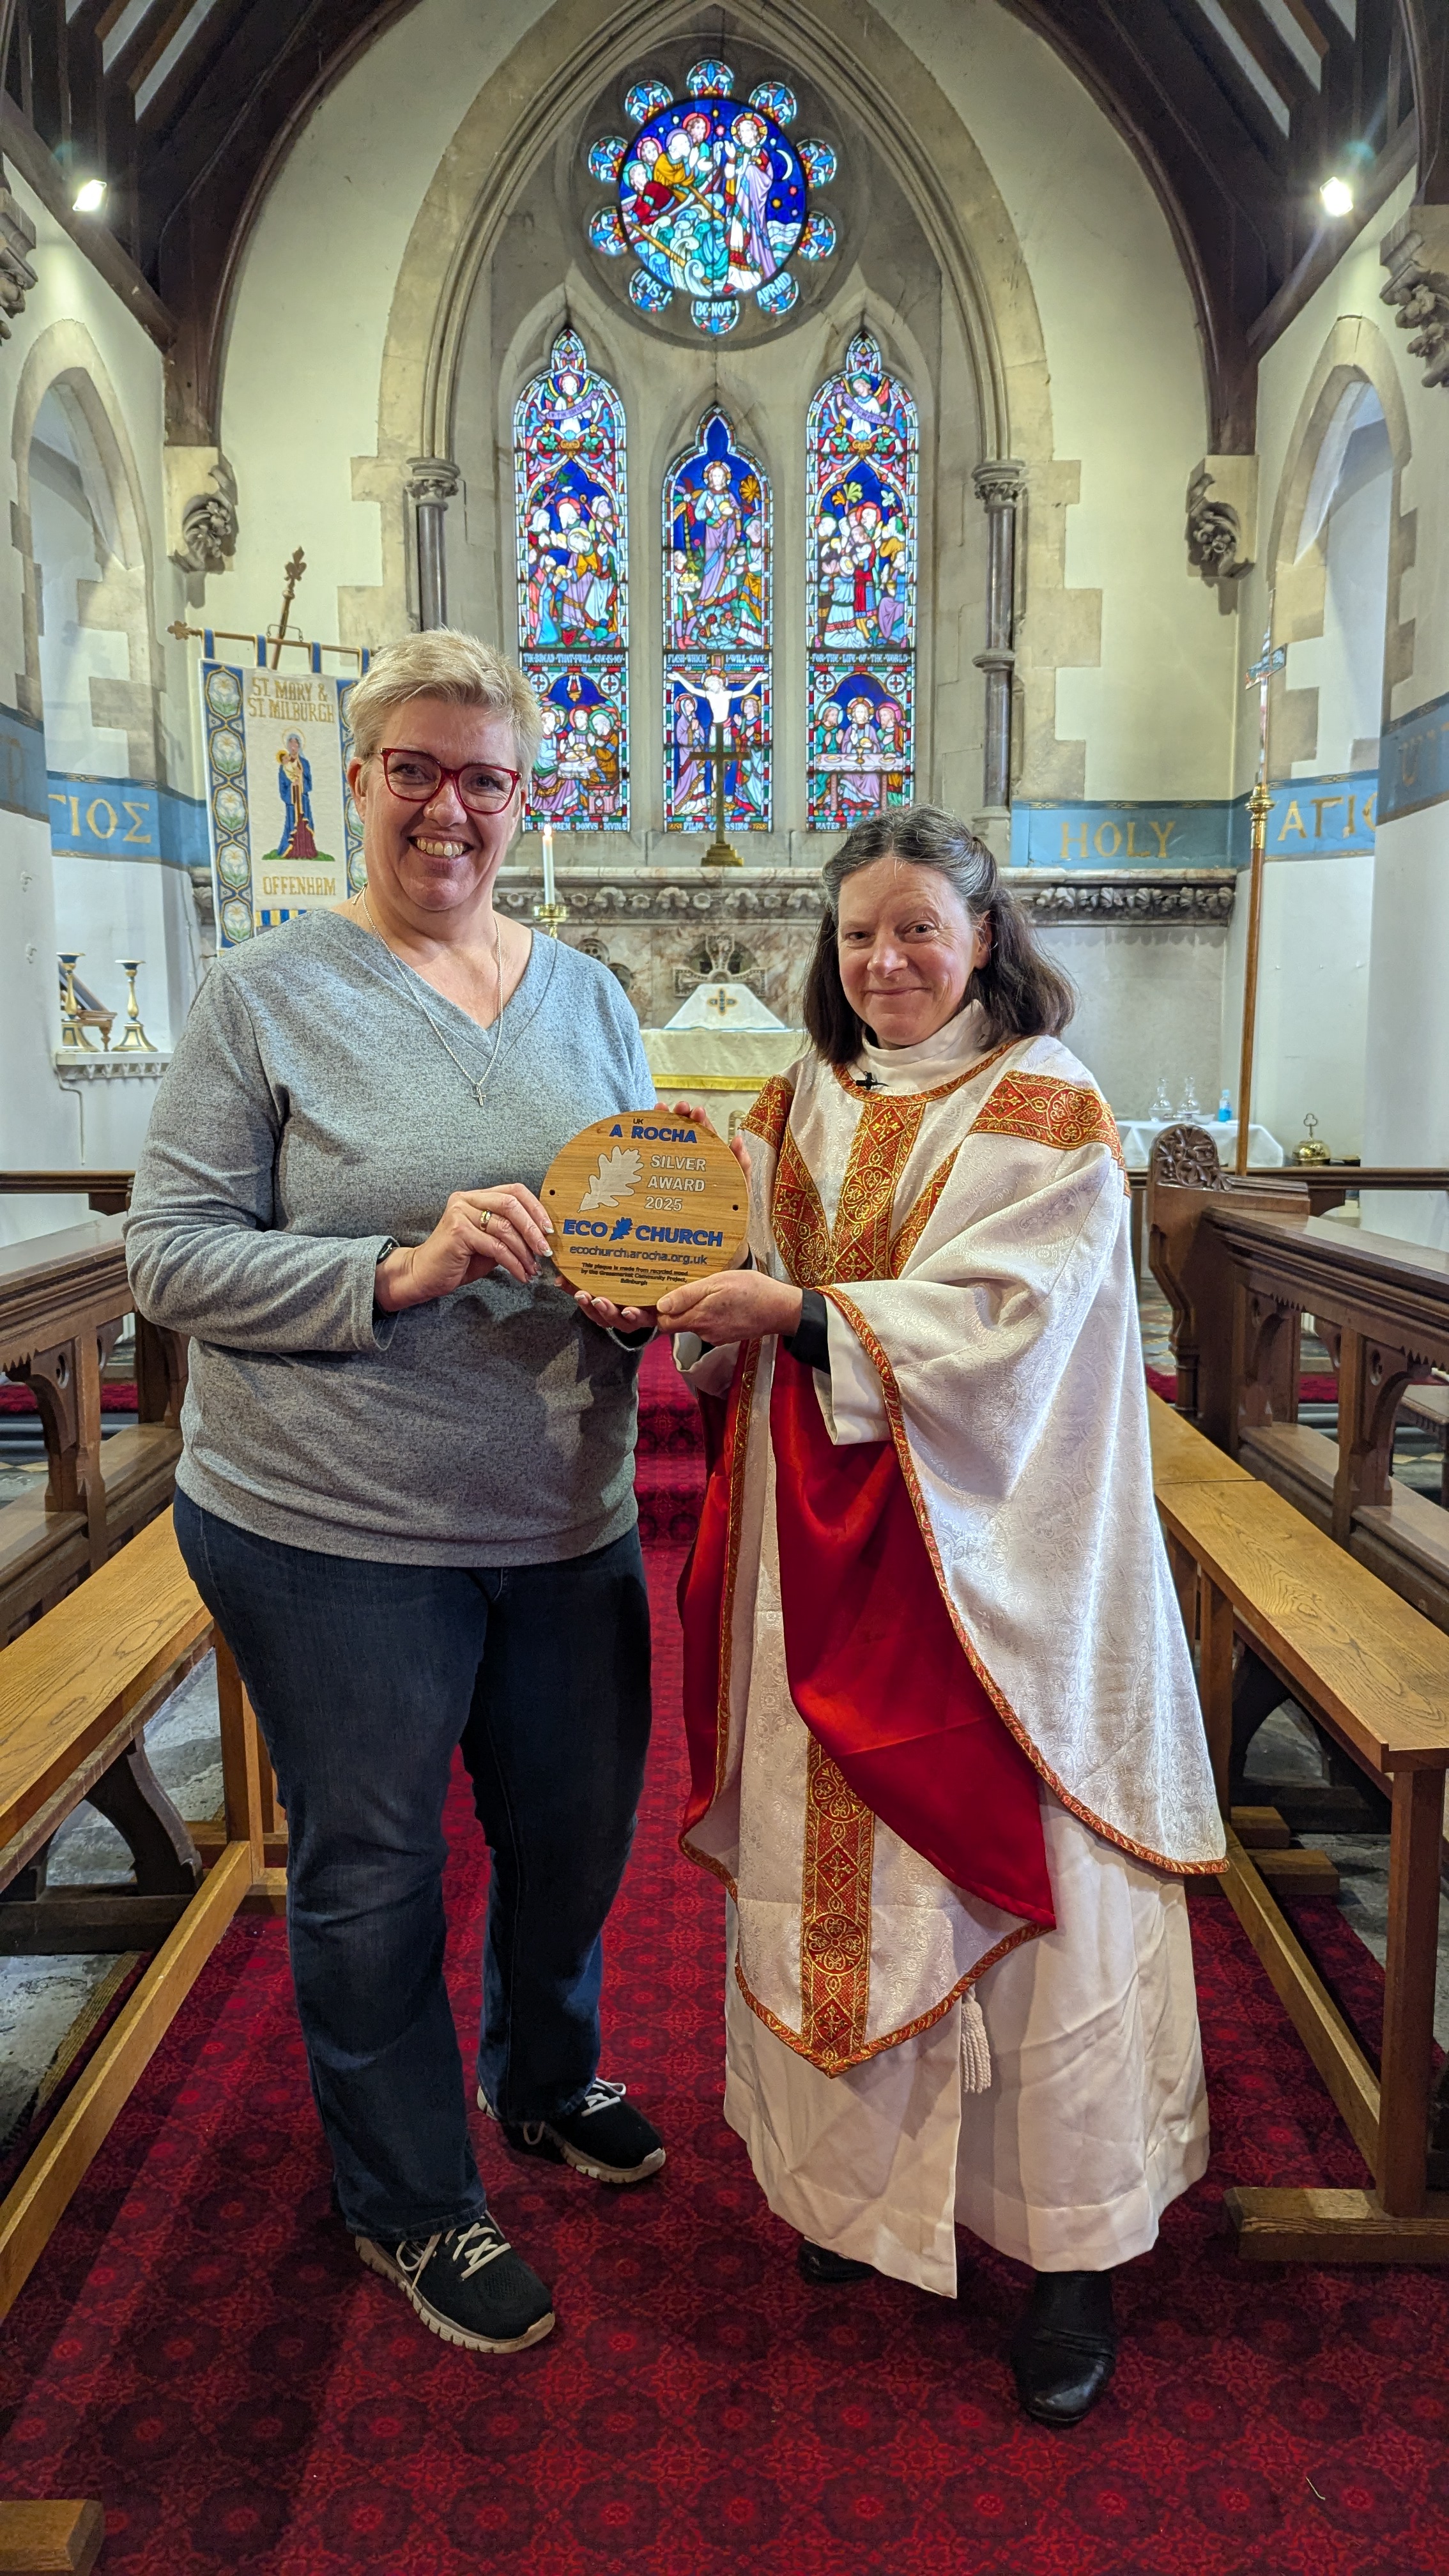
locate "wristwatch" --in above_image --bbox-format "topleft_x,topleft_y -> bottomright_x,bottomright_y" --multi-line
376,1238 -> 399,1263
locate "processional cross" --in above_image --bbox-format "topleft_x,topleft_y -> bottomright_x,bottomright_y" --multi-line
1235,617 -> 1287,1174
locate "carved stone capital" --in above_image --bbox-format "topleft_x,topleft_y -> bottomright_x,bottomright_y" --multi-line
0,183 -> 37,341
972,459 -> 1025,512
1186,457 -> 1257,582
1381,208 -> 1449,392
407,457 -> 461,507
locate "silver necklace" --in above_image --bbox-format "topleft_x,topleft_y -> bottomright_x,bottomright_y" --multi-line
360,888 -> 511,1109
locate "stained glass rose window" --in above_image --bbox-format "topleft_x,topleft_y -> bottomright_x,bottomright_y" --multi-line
588,60 -> 836,334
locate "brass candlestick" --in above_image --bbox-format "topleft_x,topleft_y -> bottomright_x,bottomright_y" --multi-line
112,960 -> 157,1052
57,953 -> 97,1050
702,719 -> 742,868
533,899 -> 570,939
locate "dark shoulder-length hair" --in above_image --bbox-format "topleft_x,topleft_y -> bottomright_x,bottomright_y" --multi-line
801,804 -> 1075,1067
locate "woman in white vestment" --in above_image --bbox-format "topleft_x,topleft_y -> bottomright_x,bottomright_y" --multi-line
650,807 -> 1227,2426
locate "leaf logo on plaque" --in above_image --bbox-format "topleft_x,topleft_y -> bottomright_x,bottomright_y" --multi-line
545,1111 -> 746,1303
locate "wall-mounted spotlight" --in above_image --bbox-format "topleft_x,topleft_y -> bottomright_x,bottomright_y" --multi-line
1320,176 -> 1354,220
72,177 -> 107,214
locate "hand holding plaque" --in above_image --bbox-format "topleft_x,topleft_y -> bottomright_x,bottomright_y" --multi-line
544,1107 -> 747,1309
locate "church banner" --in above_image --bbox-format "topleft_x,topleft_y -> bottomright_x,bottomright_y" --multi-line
201,655 -> 365,949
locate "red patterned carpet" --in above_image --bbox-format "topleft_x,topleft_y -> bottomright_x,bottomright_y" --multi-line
3,1346 -> 1449,2573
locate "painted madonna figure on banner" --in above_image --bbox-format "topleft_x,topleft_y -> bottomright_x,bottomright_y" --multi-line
655,807 -> 1225,2427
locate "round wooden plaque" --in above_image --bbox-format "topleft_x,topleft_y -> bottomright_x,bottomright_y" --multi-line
544,1108 -> 747,1305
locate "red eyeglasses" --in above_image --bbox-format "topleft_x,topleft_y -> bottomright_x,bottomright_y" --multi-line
379,747 -> 522,816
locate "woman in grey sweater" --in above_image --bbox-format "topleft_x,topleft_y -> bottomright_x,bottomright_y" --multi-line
127,631 -> 662,2360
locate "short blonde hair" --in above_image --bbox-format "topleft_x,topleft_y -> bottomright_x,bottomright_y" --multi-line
347,629 -> 543,776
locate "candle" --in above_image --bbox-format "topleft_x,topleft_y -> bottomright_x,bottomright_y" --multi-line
541,825 -> 556,908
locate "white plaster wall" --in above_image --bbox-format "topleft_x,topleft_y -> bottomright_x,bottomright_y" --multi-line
0,169 -> 194,1216
1285,426 -> 1392,777
1248,168 -> 1422,756
887,0 -> 1236,798
1036,921 -> 1225,1119
218,0 -> 544,641
1234,171 -> 1449,1195
1252,852 -> 1374,1160
1362,800 -> 1449,1252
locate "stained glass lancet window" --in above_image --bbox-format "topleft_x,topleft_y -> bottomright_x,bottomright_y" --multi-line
806,334 -> 918,829
512,328 -> 629,830
663,408 -> 770,831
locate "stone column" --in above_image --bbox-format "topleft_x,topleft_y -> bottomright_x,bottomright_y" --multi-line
407,459 -> 461,629
972,461 -> 1024,848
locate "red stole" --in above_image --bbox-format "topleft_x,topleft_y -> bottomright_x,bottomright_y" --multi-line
682,1347 -> 1054,1927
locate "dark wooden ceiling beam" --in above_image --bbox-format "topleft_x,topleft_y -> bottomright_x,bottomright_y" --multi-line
1278,0 -> 1330,69
1156,0 -> 1294,165
1399,0 -> 1448,199
153,0 -> 419,440
1204,0 -> 1312,120
1003,0 -> 1284,445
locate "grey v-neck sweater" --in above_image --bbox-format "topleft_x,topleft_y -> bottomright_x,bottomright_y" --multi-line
126,907 -> 656,1565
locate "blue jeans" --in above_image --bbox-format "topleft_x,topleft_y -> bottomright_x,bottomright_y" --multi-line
174,1492 -> 652,2241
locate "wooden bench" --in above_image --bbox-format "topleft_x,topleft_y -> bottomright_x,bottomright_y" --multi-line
1146,1129 -> 1449,1642
0,1508 -> 277,2572
1149,1393 -> 1449,2260
1,1218 -> 187,1644
1400,1379 -> 1449,1510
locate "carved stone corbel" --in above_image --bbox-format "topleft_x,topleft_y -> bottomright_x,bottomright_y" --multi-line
165,450 -> 239,574
0,181 -> 37,342
1380,208 -> 1449,393
1186,457 -> 1257,583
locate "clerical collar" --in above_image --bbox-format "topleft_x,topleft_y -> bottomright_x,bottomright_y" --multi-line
852,1000 -> 992,1094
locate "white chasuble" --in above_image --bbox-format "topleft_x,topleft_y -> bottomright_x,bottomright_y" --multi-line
678,1003 -> 1223,2290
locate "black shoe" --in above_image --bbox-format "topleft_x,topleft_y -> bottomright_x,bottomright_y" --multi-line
797,2238 -> 871,2285
356,2215 -> 555,2354
479,2078 -> 666,2184
1009,2269 -> 1116,2425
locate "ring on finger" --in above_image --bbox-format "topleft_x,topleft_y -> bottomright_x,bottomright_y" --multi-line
481,1209 -> 493,1232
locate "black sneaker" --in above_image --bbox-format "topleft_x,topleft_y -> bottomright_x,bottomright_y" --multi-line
356,2215 -> 555,2353
479,2077 -> 666,2184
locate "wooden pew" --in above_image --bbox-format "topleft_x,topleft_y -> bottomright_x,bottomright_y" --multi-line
0,1218 -> 187,1643
1147,1130 -> 1449,1644
0,1171 -> 133,1218
1150,1393 -> 1449,2260
0,1509 -> 275,2571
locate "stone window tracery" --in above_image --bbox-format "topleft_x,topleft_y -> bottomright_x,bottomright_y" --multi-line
588,59 -> 836,336
806,332 -> 917,829
513,326 -> 630,830
663,408 -> 771,831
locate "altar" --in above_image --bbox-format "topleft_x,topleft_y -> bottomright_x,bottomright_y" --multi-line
641,975 -> 803,1137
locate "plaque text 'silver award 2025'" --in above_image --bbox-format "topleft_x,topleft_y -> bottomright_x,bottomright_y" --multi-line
543,1109 -> 747,1307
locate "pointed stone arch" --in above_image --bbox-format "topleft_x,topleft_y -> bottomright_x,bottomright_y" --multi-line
11,319 -> 165,782
1264,314 -> 1416,772
344,0 -> 1098,802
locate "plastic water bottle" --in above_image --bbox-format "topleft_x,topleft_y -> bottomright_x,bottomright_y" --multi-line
1217,1090 -> 1232,1123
